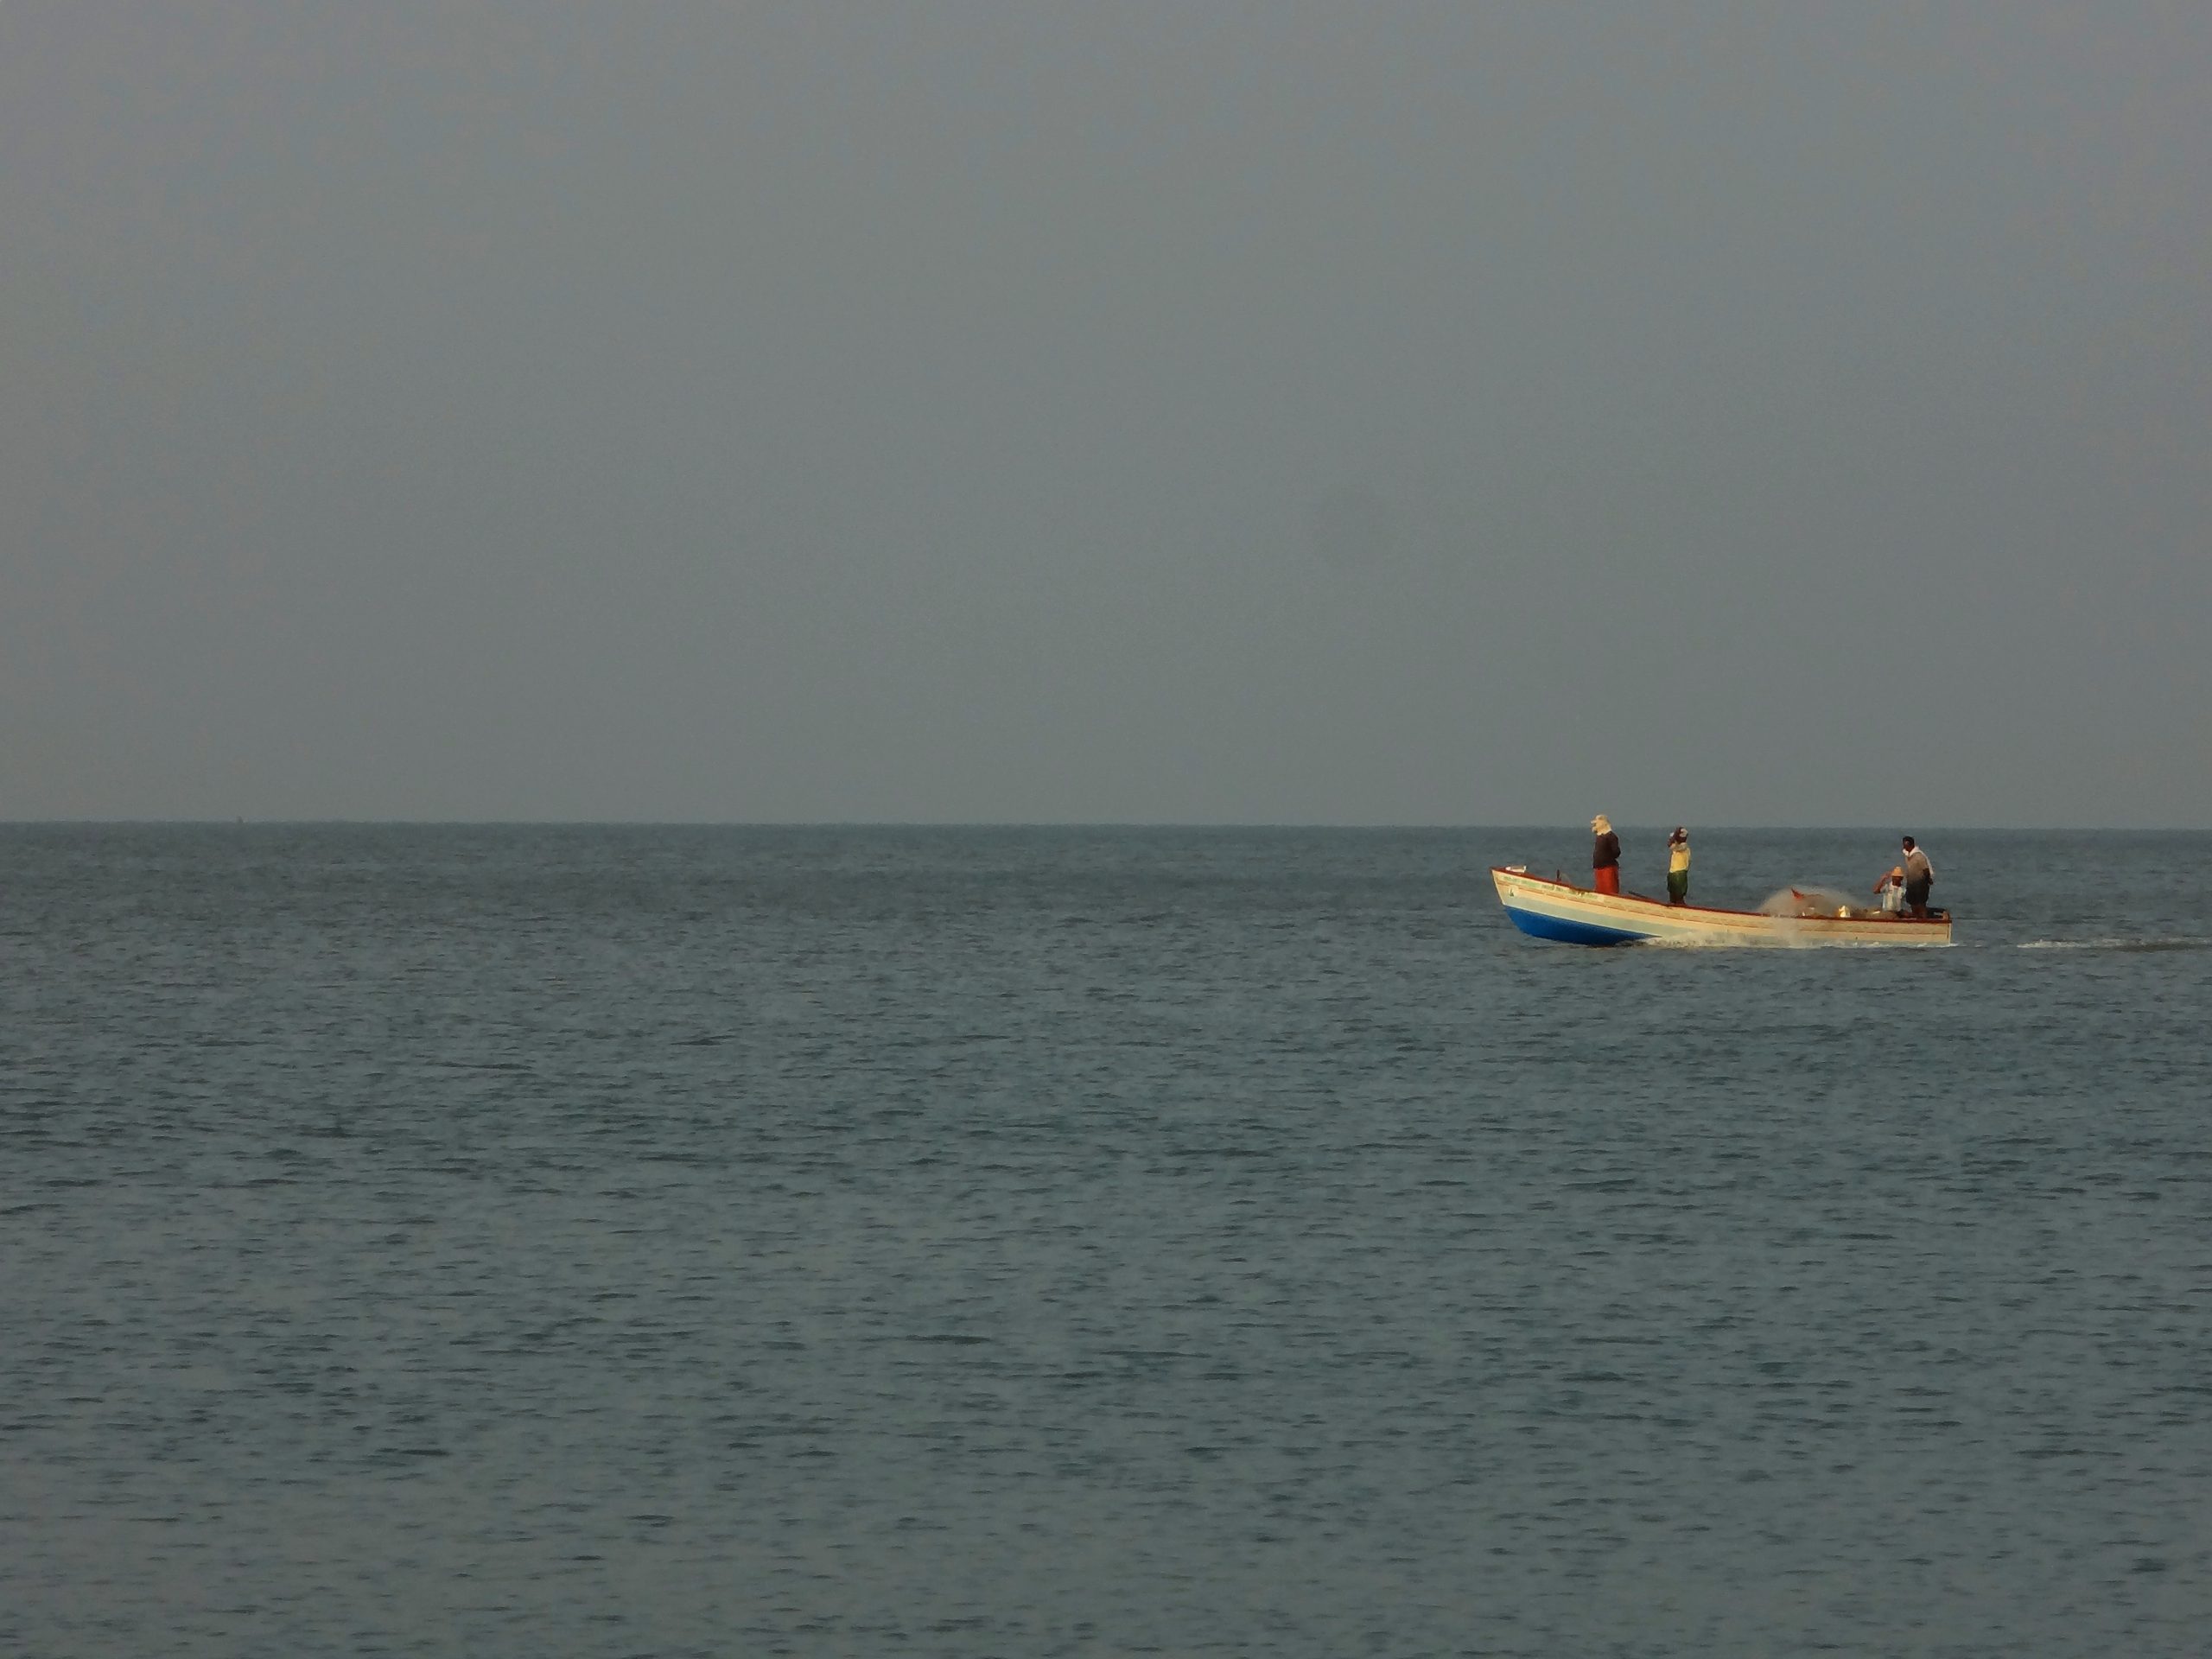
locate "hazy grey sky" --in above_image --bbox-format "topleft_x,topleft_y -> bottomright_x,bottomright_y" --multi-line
4,2 -> 2206,824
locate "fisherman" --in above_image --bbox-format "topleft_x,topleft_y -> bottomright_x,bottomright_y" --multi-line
1872,866 -> 1906,914
1591,814 -> 1621,894
1666,827 -> 1692,905
1899,835 -> 1935,918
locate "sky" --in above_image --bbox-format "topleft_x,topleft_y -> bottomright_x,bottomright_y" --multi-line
3,1 -> 2207,825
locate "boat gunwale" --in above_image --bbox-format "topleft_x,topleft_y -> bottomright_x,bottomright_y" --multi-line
1489,865 -> 1951,932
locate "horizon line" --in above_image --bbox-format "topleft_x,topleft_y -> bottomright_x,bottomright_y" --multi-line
4,818 -> 2207,834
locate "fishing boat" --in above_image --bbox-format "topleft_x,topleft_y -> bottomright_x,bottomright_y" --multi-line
1492,866 -> 1951,948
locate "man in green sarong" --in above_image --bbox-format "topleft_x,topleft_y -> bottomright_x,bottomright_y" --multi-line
1667,827 -> 1692,905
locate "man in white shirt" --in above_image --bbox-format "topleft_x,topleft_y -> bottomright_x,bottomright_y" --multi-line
1872,867 -> 1904,912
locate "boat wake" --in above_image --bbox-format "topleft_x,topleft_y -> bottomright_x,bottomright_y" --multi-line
1635,923 -> 1951,950
2016,937 -> 2212,952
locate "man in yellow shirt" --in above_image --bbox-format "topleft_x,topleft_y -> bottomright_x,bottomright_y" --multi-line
1667,827 -> 1692,905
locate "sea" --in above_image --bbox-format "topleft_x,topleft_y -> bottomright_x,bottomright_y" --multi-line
4,824 -> 2209,1658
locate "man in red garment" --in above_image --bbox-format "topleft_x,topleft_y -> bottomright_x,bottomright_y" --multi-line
1591,814 -> 1621,894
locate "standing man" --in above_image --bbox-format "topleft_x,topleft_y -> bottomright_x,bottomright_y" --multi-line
1667,827 -> 1692,905
1592,815 -> 1621,894
1899,835 -> 1935,918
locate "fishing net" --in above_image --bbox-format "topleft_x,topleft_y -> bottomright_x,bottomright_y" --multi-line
1757,886 -> 1860,918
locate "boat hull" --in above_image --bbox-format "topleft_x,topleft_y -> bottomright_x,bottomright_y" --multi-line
1492,867 -> 1951,948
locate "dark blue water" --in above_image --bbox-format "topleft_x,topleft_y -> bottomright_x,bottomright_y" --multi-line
5,826 -> 2209,1656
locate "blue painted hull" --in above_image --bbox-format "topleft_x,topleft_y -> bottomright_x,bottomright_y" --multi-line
1502,905 -> 1647,946
1495,902 -> 1654,942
